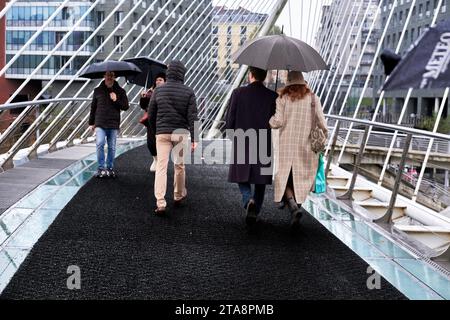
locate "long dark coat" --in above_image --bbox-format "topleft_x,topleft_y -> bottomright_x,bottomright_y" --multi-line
225,81 -> 278,185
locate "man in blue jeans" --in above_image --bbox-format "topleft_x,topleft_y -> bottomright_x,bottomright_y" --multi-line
225,67 -> 278,227
89,71 -> 129,178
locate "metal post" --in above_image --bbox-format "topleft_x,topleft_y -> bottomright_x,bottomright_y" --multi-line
376,134 -> 413,224
337,126 -> 370,201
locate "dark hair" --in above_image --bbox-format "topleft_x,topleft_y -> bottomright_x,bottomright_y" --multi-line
248,67 -> 267,82
155,72 -> 166,81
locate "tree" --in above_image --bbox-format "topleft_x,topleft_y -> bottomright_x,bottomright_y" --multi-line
268,25 -> 282,35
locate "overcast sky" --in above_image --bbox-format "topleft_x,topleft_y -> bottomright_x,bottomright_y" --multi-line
212,0 -> 332,46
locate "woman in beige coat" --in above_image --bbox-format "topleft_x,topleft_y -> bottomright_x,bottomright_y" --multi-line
269,71 -> 328,228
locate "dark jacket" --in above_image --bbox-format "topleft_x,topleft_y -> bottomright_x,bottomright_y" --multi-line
139,90 -> 152,128
89,81 -> 129,129
148,61 -> 199,141
226,81 -> 278,185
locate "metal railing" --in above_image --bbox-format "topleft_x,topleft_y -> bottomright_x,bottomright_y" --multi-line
330,127 -> 450,155
324,115 -> 450,223
0,98 -> 140,168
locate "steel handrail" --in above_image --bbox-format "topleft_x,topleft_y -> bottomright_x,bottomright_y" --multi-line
325,115 -> 450,142
0,98 -> 139,111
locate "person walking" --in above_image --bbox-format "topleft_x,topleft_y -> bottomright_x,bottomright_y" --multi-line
269,71 -> 328,228
139,72 -> 166,172
226,66 -> 278,227
148,61 -> 198,215
89,71 -> 130,179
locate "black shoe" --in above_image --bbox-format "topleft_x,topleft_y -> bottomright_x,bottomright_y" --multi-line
107,168 -> 117,179
290,209 -> 303,230
174,196 -> 187,207
287,198 -> 303,229
154,207 -> 166,216
96,169 -> 108,179
245,199 -> 257,227
278,196 -> 287,210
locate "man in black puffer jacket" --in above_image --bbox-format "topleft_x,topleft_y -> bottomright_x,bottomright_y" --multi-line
89,71 -> 129,179
148,60 -> 199,215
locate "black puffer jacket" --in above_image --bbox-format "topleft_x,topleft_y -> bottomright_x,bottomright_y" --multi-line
89,81 -> 129,130
148,61 -> 199,141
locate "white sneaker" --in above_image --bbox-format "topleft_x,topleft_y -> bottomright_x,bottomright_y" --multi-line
150,157 -> 157,172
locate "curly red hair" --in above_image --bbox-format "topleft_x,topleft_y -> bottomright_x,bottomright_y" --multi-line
279,84 -> 311,102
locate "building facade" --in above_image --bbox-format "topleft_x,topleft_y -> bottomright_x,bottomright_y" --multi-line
373,0 -> 450,121
1,0 -> 212,135
316,0 -> 381,113
212,6 -> 268,75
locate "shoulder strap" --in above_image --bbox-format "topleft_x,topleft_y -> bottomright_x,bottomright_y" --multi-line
311,92 -> 317,129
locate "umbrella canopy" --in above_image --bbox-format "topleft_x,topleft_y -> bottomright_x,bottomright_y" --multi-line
232,34 -> 328,72
79,60 -> 142,79
383,18 -> 450,91
124,57 -> 168,88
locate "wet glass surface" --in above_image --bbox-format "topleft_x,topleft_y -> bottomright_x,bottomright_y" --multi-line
307,195 -> 449,300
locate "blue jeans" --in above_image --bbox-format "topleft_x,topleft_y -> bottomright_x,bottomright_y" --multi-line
96,128 -> 118,170
238,183 -> 266,215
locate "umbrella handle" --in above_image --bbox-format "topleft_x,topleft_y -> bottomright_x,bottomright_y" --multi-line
145,72 -> 150,90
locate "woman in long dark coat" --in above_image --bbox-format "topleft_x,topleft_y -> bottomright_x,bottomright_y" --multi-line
139,72 -> 166,172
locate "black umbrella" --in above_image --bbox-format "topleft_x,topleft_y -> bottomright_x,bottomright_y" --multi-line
380,49 -> 402,76
383,18 -> 450,91
79,60 -> 142,79
124,57 -> 167,89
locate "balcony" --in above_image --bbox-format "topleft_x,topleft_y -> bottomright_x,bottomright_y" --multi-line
6,20 -> 95,29
6,44 -> 95,55
5,67 -> 81,80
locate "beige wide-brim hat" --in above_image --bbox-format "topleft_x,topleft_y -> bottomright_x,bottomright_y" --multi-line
286,71 -> 307,86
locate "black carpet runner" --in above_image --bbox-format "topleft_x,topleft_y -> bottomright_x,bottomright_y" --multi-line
1,146 -> 406,300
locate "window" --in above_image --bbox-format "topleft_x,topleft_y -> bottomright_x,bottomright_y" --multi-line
62,7 -> 70,20
114,36 -> 123,52
240,26 -> 247,35
141,38 -> 146,53
97,35 -> 104,52
115,11 -> 123,25
97,11 -> 105,24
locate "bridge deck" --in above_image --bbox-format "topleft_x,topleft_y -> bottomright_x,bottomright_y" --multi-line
0,146 -> 405,299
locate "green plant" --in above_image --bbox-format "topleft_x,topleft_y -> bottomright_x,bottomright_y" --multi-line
417,112 -> 450,134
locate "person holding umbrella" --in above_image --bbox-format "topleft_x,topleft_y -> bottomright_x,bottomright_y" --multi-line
225,66 -> 278,228
139,72 -> 167,172
88,70 -> 130,179
231,33 -> 329,229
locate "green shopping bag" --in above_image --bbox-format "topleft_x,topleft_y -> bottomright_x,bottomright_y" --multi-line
314,153 -> 326,194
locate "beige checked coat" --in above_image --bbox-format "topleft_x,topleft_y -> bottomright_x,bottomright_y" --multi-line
269,92 -> 328,204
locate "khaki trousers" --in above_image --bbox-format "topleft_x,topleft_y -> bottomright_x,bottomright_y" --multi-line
155,133 -> 189,208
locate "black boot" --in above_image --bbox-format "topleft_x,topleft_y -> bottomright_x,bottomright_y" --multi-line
286,197 -> 303,229
245,199 -> 257,227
